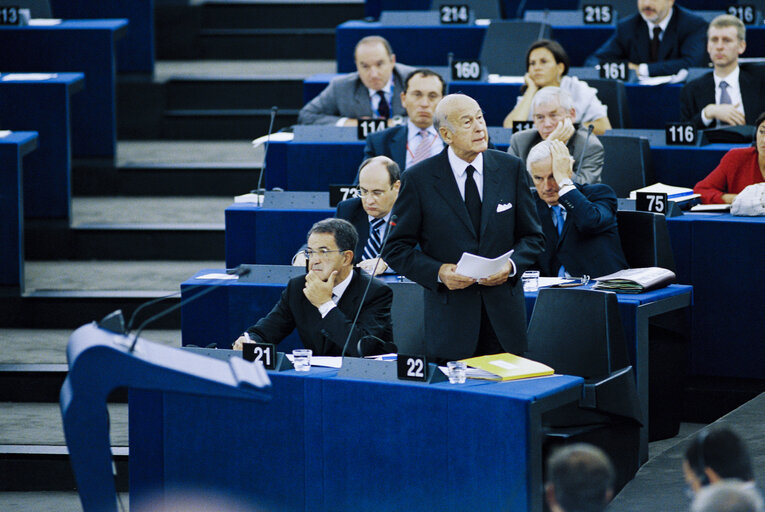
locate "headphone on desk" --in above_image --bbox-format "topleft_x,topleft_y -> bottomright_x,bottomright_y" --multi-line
692,429 -> 711,487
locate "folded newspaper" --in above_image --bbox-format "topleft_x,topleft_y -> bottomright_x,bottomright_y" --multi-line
593,267 -> 675,293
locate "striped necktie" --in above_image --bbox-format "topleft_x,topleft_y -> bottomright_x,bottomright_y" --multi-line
363,218 -> 386,260
411,129 -> 433,166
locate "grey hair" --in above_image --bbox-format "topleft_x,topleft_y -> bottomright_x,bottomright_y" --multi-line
526,139 -> 555,173
531,86 -> 574,117
691,481 -> 764,512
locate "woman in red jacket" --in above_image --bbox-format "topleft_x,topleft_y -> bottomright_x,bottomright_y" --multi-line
694,111 -> 765,204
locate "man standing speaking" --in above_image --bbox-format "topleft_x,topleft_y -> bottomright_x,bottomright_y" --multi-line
383,94 -> 544,361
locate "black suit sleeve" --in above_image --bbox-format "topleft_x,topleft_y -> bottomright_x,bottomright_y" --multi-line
646,16 -> 707,77
679,80 -> 706,129
247,285 -> 298,344
318,282 -> 393,356
558,185 -> 618,235
506,161 -> 546,277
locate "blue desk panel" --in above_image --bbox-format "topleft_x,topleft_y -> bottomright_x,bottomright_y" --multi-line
336,21 -> 765,73
0,73 -> 84,219
264,140 -> 366,191
51,0 -> 155,73
0,20 -> 128,158
0,132 -> 38,288
666,213 -> 765,379
130,367 -> 582,512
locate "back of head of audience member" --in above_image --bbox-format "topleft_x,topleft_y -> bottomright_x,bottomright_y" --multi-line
401,69 -> 445,130
545,443 -> 615,512
531,87 -> 576,141
707,15 -> 746,72
353,36 -> 396,92
684,427 -> 755,494
691,480 -> 765,512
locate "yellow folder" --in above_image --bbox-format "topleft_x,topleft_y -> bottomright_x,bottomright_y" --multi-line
460,353 -> 554,381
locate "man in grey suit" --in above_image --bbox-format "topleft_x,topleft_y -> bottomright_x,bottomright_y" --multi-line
384,94 -> 545,362
509,86 -> 603,185
297,36 -> 416,126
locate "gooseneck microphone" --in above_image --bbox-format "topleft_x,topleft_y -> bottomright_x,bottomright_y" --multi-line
128,266 -> 252,353
576,124 -> 595,177
252,106 -> 279,205
339,214 -> 398,360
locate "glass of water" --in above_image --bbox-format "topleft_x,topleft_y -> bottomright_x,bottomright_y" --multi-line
446,361 -> 467,384
522,270 -> 540,292
292,349 -> 312,372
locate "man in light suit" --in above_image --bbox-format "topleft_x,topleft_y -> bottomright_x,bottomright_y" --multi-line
234,218 -> 393,356
509,86 -> 603,185
383,94 -> 545,361
680,15 -> 765,129
293,156 -> 400,276
585,0 -> 706,78
363,68 -> 446,171
527,139 -> 628,278
297,36 -> 416,126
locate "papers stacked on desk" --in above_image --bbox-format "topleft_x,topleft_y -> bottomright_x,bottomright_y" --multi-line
460,353 -> 554,381
593,267 -> 675,293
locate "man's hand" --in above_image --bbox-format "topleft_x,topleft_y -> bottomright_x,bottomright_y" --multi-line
628,62 -> 640,71
549,139 -> 574,185
478,259 -> 513,287
303,270 -> 337,308
438,263 -> 476,290
232,335 -> 249,351
343,119 -> 359,127
547,118 -> 575,144
357,257 -> 388,276
704,104 -> 746,126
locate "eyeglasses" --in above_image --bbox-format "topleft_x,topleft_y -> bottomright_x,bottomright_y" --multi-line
303,248 -> 345,259
357,186 -> 393,198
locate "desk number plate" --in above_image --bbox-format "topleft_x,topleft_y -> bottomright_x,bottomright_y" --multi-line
728,5 -> 756,24
452,60 -> 481,81
357,119 -> 386,139
599,61 -> 627,80
583,4 -> 613,24
243,342 -> 277,370
665,122 -> 697,146
636,192 -> 668,214
0,6 -> 20,25
329,184 -> 359,207
440,4 -> 469,24
397,354 -> 428,382
511,120 -> 534,133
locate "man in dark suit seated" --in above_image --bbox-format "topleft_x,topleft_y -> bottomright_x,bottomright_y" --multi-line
508,86 -> 603,185
293,156 -> 401,275
233,218 -> 393,356
363,68 -> 446,171
527,139 -> 628,278
384,94 -> 545,362
297,35 -> 415,126
680,15 -> 765,129
585,0 -> 706,78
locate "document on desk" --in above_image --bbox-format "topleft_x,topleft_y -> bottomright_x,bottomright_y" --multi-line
455,250 -> 514,280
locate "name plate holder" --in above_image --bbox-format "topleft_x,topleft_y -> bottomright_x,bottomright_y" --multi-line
336,356 -> 447,384
182,346 -> 294,371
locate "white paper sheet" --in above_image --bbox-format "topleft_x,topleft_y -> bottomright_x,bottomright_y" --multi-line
455,249 -> 514,279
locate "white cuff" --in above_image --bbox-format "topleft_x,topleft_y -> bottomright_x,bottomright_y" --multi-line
318,300 -> 336,318
700,107 -> 714,127
638,63 -> 649,78
335,117 -> 349,127
508,258 -> 517,278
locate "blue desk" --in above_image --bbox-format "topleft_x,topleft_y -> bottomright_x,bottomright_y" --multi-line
130,362 -> 582,512
51,0 -> 155,73
666,213 -> 765,379
0,72 -> 84,219
0,20 -> 128,158
335,21 -> 765,73
0,131 -> 38,289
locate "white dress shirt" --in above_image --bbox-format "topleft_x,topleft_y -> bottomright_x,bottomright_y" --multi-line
447,146 -> 484,200
317,269 -> 354,318
405,120 -> 443,168
638,8 -> 674,78
700,66 -> 745,126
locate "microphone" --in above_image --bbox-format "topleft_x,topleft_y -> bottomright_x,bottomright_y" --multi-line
252,106 -> 278,205
515,0 -> 528,19
339,214 -> 398,360
575,124 -> 595,177
128,265 -> 252,353
536,12 -> 548,40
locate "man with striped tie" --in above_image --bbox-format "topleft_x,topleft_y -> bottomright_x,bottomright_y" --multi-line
363,69 -> 445,172
292,156 -> 400,276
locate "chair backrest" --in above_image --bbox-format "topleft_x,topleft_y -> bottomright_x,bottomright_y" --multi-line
389,281 -> 425,354
526,288 -> 631,379
599,135 -> 653,198
429,0 -> 501,19
616,210 -> 677,272
479,20 -> 552,76
584,78 -> 631,129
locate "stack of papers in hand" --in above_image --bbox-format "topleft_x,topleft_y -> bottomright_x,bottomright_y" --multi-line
593,267 -> 675,293
455,249 -> 513,280
460,353 -> 554,381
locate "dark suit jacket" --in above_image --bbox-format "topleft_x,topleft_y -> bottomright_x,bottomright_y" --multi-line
383,148 -> 545,360
335,197 -> 372,264
679,68 -> 765,129
585,6 -> 706,77
297,63 -> 416,125
363,124 -> 408,171
533,184 -> 628,278
247,268 -> 393,356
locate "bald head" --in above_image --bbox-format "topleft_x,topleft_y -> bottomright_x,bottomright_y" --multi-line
434,94 -> 488,163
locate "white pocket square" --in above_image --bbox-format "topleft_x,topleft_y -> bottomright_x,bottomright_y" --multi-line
496,202 -> 513,213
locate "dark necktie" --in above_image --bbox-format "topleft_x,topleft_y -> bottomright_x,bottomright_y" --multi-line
363,217 -> 386,260
649,26 -> 662,62
552,205 -> 566,277
464,165 -> 482,235
376,91 -> 390,119
718,81 -> 732,127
